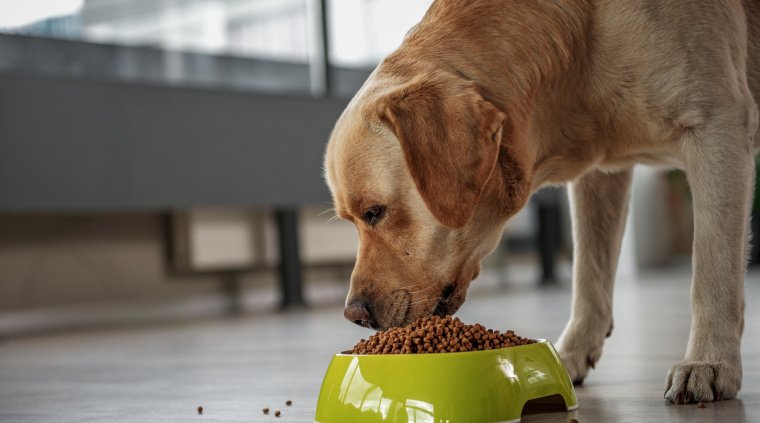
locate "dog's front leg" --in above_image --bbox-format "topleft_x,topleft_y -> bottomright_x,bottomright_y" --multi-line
556,168 -> 633,384
663,129 -> 753,403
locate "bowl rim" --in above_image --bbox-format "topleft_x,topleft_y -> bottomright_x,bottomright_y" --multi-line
335,338 -> 549,357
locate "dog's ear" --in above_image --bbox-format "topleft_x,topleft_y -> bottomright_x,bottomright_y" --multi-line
377,75 -> 506,228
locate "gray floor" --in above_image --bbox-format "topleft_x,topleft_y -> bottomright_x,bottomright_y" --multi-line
1,268 -> 759,422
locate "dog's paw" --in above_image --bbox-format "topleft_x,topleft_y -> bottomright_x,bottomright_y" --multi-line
664,360 -> 741,404
555,326 -> 606,385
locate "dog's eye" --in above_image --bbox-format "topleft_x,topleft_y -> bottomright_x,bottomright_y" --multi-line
362,205 -> 386,226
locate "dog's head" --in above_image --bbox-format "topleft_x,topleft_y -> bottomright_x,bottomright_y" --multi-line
324,70 -> 531,330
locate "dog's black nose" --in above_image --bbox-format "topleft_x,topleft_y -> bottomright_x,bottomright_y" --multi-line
344,300 -> 372,328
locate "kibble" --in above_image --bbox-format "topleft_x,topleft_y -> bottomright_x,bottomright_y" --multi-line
285,400 -> 292,406
350,315 -> 534,354
697,402 -> 706,408
196,406 -> 203,415
274,410 -> 281,417
263,408 -> 269,414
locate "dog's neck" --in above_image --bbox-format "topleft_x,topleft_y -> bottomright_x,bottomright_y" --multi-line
382,1 -> 592,109
380,0 -> 594,194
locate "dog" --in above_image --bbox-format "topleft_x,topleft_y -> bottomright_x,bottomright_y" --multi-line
323,0 -> 760,404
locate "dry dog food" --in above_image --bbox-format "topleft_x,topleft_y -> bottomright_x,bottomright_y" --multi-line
274,410 -> 281,417
285,400 -> 292,406
196,406 -> 203,415
263,408 -> 269,414
351,315 -> 534,354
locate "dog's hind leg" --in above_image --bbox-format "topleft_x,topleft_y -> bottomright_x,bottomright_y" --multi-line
664,106 -> 757,403
556,168 -> 633,384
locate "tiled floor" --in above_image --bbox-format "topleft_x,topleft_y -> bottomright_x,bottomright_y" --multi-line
1,267 -> 758,422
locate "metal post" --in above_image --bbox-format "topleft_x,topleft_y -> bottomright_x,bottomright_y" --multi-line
276,208 -> 306,308
221,272 -> 243,315
308,0 -> 332,97
535,188 -> 563,284
320,0 -> 332,94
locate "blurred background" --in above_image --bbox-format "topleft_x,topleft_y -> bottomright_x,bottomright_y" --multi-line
0,0 -> 748,338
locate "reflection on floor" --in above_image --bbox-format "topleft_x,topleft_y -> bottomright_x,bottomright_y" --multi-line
1,267 -> 758,422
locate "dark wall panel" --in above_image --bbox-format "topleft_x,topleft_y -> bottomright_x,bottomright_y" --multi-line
0,73 -> 349,211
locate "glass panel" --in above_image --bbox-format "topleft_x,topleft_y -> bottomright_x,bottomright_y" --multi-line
0,0 -> 310,62
327,0 -> 433,67
0,0 -> 434,94
0,0 -> 84,36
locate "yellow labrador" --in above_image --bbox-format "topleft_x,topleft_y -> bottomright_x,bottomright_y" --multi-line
324,0 -> 760,404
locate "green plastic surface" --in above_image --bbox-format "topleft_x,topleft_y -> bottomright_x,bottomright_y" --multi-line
315,340 -> 577,423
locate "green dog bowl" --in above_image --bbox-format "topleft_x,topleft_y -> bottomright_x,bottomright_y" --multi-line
315,340 -> 576,423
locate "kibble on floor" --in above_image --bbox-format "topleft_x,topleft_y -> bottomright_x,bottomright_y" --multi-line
351,315 -> 534,354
